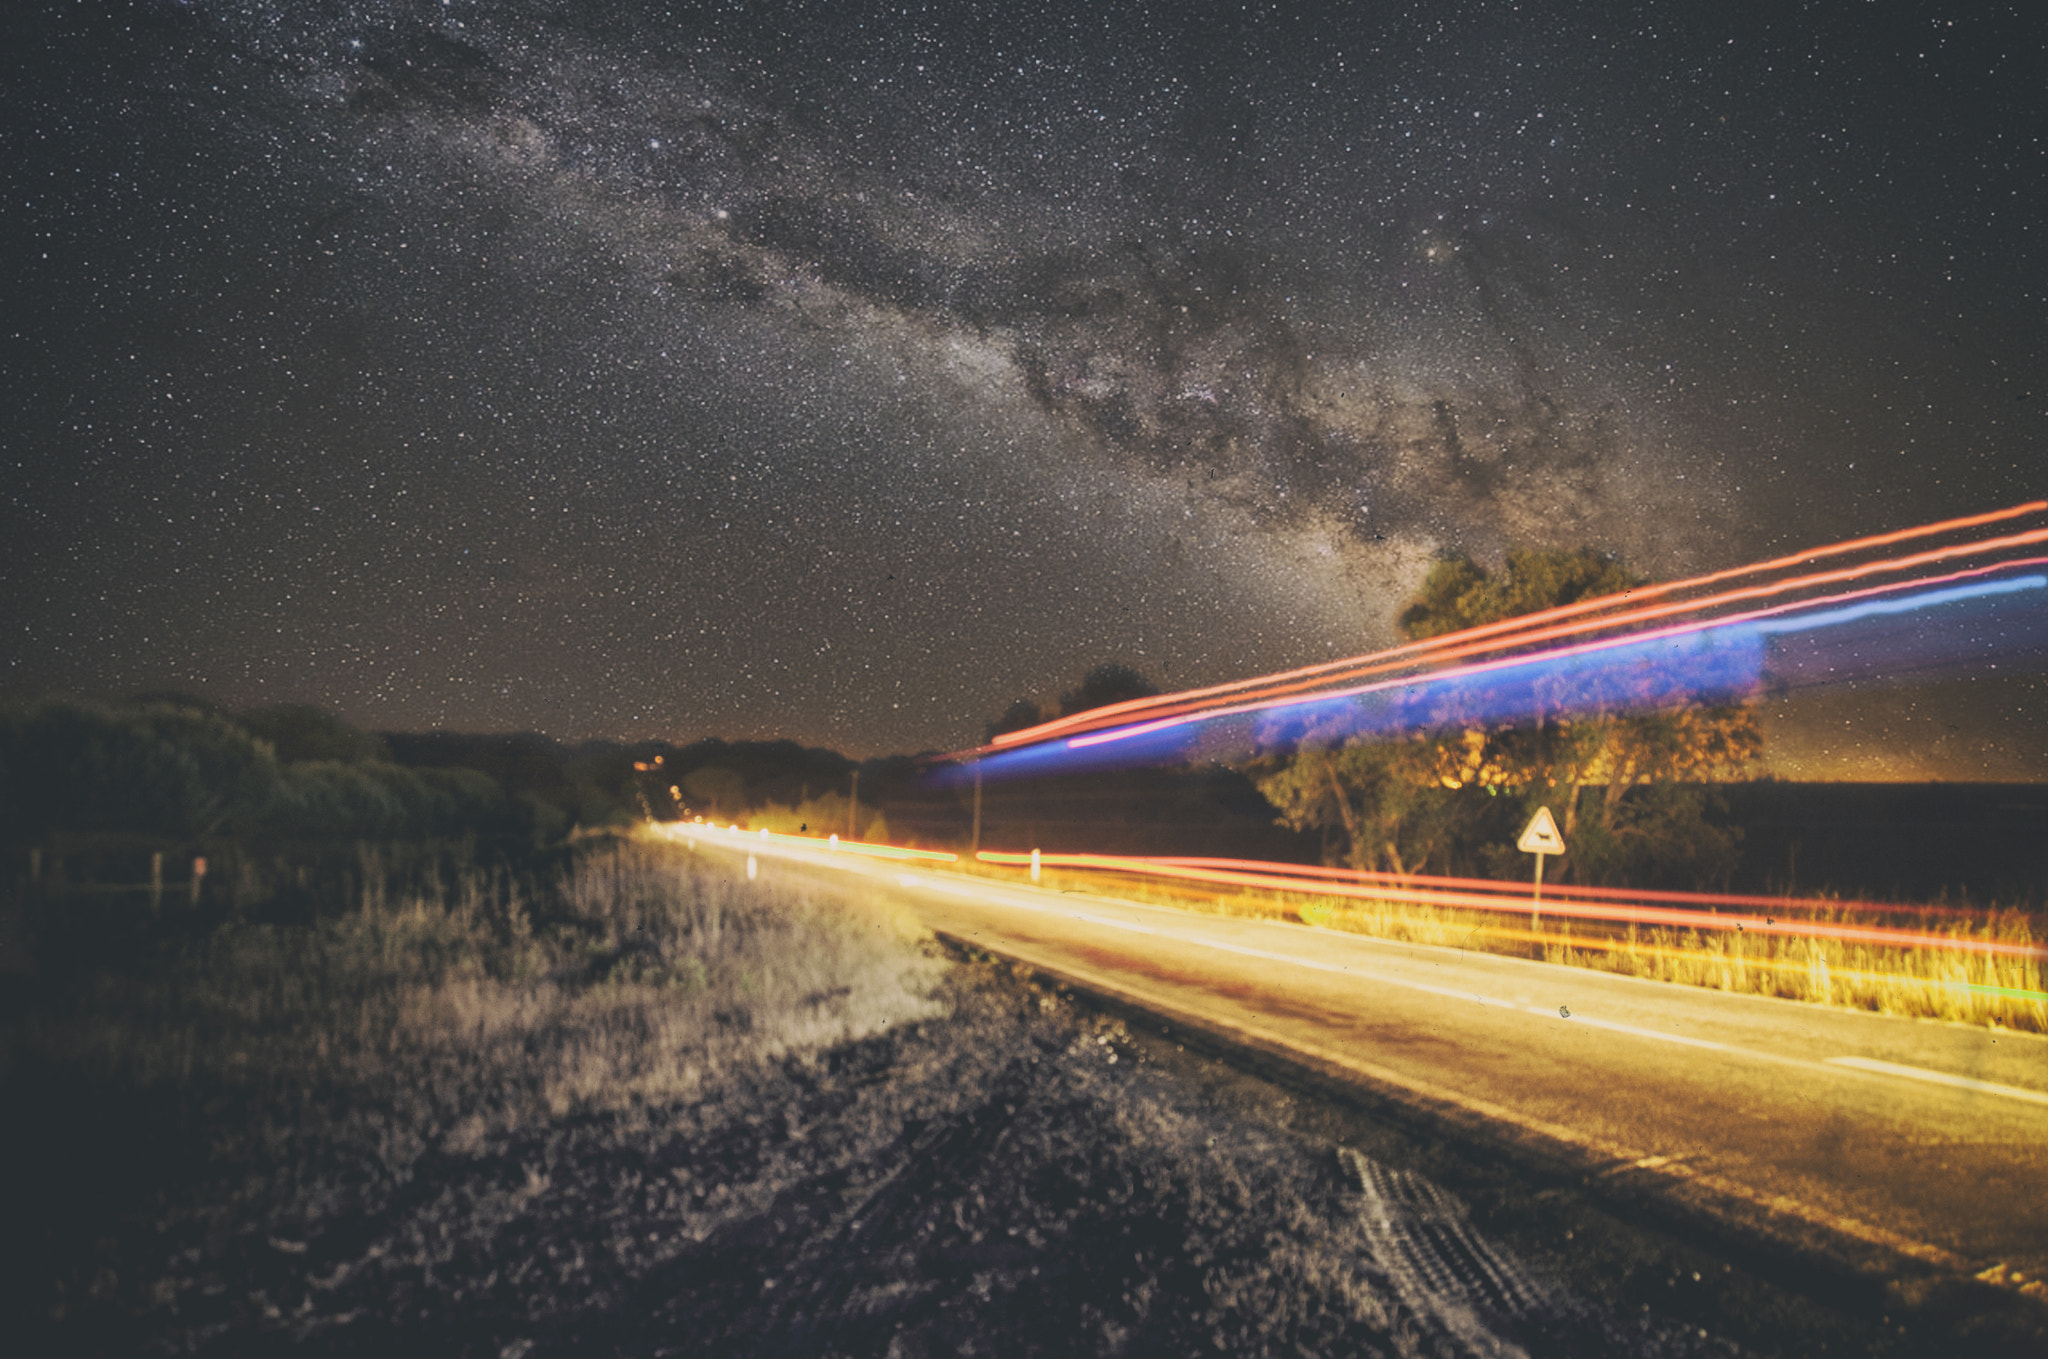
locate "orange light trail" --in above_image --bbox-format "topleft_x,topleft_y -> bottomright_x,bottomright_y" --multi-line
638,824 -> 2043,1002
973,851 -> 2047,961
1064,555 -> 2048,750
1038,533 -> 2048,750
1143,857 -> 1987,921
987,500 -> 2048,750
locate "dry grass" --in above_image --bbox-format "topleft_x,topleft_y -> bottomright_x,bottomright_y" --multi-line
742,794 -> 888,844
960,860 -> 2048,1034
88,844 -> 933,1138
1539,907 -> 2047,1031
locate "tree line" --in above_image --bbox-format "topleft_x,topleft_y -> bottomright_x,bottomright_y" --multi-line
0,698 -> 871,849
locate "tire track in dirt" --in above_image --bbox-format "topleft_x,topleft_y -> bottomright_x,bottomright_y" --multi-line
1340,1144 -> 1557,1358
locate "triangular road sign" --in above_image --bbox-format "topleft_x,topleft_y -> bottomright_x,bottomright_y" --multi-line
1518,805 -> 1566,855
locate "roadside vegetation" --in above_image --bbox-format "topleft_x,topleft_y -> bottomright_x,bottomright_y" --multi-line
4,841 -> 941,1340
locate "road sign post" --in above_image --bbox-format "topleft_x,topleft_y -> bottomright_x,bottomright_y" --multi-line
1516,806 -> 1566,932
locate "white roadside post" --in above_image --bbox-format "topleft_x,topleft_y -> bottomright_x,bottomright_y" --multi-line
1516,805 -> 1566,933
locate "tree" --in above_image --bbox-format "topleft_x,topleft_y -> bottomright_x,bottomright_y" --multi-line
241,704 -> 392,764
1397,546 -> 1639,641
982,664 -> 1160,743
1260,549 -> 1761,885
1256,741 -> 1461,876
1057,664 -> 1158,717
985,698 -> 1048,743
0,699 -> 281,840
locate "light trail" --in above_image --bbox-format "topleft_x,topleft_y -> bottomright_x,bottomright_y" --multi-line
973,850 -> 2048,961
1282,912 -> 2044,1008
986,500 -> 2048,749
648,821 -> 958,862
644,824 -> 2047,1009
945,560 -> 2048,781
1143,856 -> 1987,920
1042,542 -> 2048,752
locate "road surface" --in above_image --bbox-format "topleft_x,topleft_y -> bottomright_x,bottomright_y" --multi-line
700,832 -> 2048,1299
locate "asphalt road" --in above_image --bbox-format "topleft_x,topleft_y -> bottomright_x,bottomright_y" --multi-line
699,832 -> 2048,1301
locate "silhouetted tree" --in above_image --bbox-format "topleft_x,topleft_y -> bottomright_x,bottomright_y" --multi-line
0,699 -> 280,839
1057,664 -> 1159,717
984,698 -> 1046,742
980,665 -> 1159,744
242,704 -> 392,764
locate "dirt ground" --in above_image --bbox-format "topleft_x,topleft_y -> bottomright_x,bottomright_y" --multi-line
15,953 -> 1763,1358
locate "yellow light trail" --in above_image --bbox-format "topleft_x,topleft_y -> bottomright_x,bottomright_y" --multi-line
649,821 -> 958,862
641,824 -> 2047,1006
973,851 -> 2047,962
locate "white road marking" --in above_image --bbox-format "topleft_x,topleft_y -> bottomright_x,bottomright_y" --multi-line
1545,1012 -> 1733,1051
1826,1057 -> 2048,1108
979,891 -> 1741,1045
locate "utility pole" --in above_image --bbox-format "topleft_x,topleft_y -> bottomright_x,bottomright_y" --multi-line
847,768 -> 859,841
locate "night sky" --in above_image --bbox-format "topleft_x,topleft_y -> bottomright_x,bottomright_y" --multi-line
4,1 -> 2044,775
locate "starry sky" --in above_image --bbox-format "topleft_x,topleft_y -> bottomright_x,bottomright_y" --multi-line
4,0 -> 2044,775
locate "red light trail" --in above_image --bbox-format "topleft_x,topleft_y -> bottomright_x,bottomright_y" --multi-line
1063,554 -> 2048,751
937,504 -> 2048,781
988,500 -> 2048,750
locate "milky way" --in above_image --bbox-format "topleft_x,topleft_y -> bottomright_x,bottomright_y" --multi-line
4,0 -> 2043,764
